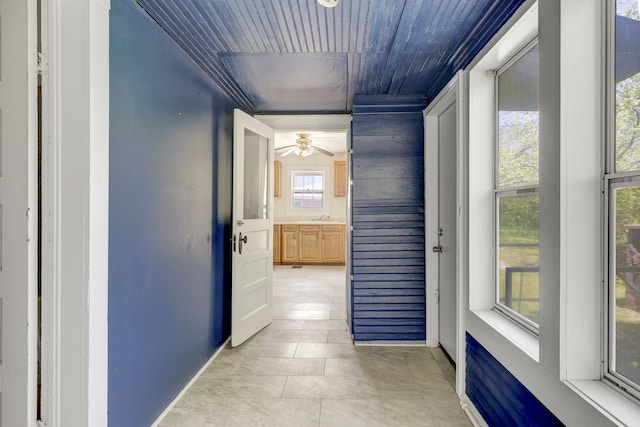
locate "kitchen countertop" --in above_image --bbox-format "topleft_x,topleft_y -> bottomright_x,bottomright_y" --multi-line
274,220 -> 346,225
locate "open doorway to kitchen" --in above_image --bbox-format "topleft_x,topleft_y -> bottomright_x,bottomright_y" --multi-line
258,115 -> 352,338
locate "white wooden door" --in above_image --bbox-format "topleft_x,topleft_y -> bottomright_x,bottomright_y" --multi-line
437,102 -> 457,362
0,0 -> 39,424
231,109 -> 275,347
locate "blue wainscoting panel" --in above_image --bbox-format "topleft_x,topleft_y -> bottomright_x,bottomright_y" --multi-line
351,95 -> 428,342
466,333 -> 564,427
109,1 -> 236,426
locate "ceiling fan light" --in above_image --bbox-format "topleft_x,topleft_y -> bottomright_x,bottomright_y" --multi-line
301,149 -> 314,157
317,0 -> 339,8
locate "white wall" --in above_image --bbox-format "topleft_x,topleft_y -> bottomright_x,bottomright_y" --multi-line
274,152 -> 347,222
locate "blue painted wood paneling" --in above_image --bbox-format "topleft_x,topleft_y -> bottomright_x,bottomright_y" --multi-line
109,1 -> 236,426
466,333 -> 564,427
135,0 -> 527,113
350,95 -> 428,342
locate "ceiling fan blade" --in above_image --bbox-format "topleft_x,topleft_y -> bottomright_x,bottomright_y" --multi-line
310,146 -> 334,156
275,144 -> 297,152
279,147 -> 298,157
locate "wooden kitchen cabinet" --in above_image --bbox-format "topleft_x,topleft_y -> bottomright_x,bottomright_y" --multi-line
276,224 -> 345,265
321,225 -> 345,263
274,160 -> 281,197
281,225 -> 299,263
334,160 -> 347,197
298,225 -> 322,262
273,225 -> 281,264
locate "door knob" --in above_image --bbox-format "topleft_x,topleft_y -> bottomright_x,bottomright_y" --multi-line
432,245 -> 443,253
239,233 -> 248,254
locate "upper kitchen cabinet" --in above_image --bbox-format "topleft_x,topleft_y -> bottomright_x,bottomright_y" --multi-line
334,160 -> 347,197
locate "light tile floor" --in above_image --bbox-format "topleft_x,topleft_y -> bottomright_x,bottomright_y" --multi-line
160,266 -> 471,427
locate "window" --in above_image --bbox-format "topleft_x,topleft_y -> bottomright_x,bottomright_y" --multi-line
606,0 -> 640,399
494,41 -> 540,330
292,171 -> 324,209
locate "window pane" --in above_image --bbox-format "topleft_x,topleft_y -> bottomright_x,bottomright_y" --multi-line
243,129 -> 269,220
497,194 -> 539,324
612,185 -> 640,385
292,172 -> 324,209
498,45 -> 539,188
615,1 -> 640,172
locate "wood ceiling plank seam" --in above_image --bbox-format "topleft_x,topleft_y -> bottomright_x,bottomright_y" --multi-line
231,1 -> 269,53
188,1 -> 236,53
308,0 -> 325,52
292,0 -> 314,53
389,54 -> 418,95
298,0 -> 318,53
172,1 -> 230,60
317,6 -> 329,53
148,0 -> 254,107
226,2 -> 262,52
188,1 -> 245,52
272,0 -> 301,53
338,0 -> 348,52
370,0 -> 408,54
389,0 -> 426,53
377,0 -> 408,94
351,0 -> 367,53
250,1 -> 283,53
328,6 -> 338,53
283,0 -> 307,53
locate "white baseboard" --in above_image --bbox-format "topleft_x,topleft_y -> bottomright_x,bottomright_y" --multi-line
460,394 -> 489,427
151,337 -> 231,427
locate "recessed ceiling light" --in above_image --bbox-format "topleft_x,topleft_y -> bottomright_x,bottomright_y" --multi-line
317,0 -> 340,8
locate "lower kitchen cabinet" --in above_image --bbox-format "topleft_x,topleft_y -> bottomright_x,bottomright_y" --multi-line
321,225 -> 345,263
281,225 -> 299,263
274,224 -> 345,265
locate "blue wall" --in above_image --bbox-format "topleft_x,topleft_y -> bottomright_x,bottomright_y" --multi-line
466,333 -> 563,427
109,1 -> 236,425
350,95 -> 429,342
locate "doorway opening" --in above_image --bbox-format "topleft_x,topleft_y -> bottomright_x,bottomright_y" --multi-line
259,114 -> 352,336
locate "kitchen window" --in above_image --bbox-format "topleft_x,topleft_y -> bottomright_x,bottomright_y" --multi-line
292,171 -> 325,208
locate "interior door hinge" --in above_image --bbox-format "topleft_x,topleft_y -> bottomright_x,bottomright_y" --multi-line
37,52 -> 49,75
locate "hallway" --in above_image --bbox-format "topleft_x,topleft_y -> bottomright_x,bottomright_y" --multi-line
159,266 -> 470,426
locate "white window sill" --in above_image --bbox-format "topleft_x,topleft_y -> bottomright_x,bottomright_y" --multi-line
473,309 -> 539,362
568,380 -> 640,427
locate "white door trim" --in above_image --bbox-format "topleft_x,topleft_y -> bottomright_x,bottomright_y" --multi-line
0,0 -> 39,425
423,72 -> 466,394
40,0 -> 110,426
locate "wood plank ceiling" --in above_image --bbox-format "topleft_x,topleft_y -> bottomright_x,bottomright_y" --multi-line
135,0 -> 525,113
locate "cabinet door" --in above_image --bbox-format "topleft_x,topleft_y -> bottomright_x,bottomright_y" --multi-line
322,225 -> 345,263
334,160 -> 347,197
281,225 -> 298,263
298,225 -> 322,262
273,225 -> 281,264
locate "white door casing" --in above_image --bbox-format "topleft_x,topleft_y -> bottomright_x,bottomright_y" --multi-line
0,0 -> 39,425
231,109 -> 275,347
425,75 -> 462,370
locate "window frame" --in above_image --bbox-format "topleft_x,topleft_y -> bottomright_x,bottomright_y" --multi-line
492,38 -> 541,334
284,165 -> 331,217
604,0 -> 640,399
291,170 -> 326,209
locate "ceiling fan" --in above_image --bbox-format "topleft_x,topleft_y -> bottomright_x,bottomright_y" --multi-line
275,133 -> 334,157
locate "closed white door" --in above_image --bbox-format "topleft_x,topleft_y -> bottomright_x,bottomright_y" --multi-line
231,109 -> 275,347
437,102 -> 457,362
0,0 -> 39,424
